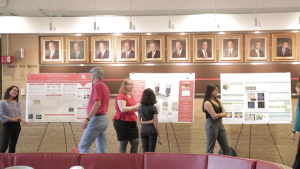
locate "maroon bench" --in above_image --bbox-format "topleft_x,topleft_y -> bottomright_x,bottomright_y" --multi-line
256,160 -> 284,169
207,154 -> 257,169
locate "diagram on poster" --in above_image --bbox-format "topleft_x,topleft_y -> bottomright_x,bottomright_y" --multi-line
26,73 -> 92,122
221,73 -> 292,124
130,73 -> 195,123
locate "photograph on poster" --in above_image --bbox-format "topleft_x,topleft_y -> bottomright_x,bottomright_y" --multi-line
142,36 -> 165,63
219,35 -> 243,62
272,33 -> 297,61
91,36 -> 114,63
117,36 -> 139,63
245,114 -> 255,121
193,35 -> 216,62
247,93 -> 255,100
167,35 -> 190,62
245,34 -> 269,61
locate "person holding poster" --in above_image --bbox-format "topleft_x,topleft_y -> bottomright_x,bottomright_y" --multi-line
78,67 -> 110,153
113,78 -> 141,153
203,84 -> 230,155
291,78 -> 300,169
137,88 -> 162,153
0,86 -> 26,153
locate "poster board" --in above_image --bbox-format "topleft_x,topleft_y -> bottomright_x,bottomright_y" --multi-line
26,73 -> 92,122
220,73 -> 292,124
130,73 -> 195,123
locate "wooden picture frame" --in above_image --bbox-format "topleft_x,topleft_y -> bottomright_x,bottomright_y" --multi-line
167,35 -> 190,62
66,37 -> 89,63
272,33 -> 297,61
219,34 -> 243,62
193,35 -> 216,62
142,36 -> 165,63
91,36 -> 114,63
40,37 -> 64,64
245,34 -> 270,62
117,36 -> 139,63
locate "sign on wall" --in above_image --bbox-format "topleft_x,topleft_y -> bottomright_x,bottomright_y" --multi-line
26,73 -> 92,122
220,73 -> 292,124
130,73 -> 195,123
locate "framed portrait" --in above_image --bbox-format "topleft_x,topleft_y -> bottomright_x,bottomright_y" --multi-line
219,34 -> 243,62
40,37 -> 64,64
167,35 -> 190,62
193,35 -> 216,62
91,36 -> 114,63
245,34 -> 270,62
117,36 -> 139,63
142,36 -> 165,63
66,37 -> 89,63
272,33 -> 297,61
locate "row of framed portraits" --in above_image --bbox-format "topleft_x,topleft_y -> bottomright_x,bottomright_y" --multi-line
40,33 -> 298,64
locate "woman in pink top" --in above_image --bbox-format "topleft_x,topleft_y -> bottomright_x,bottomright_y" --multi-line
113,78 -> 141,153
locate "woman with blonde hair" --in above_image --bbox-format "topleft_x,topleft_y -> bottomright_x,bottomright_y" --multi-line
113,78 -> 141,153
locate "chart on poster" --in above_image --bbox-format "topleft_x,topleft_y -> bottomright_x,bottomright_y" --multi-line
130,73 -> 195,123
26,73 -> 92,122
221,73 -> 292,124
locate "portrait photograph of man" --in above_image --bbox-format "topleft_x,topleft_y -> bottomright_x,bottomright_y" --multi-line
171,40 -> 186,58
70,41 -> 85,60
197,39 -> 212,58
121,40 -> 135,59
95,41 -> 110,59
223,39 -> 239,58
249,39 -> 265,58
146,40 -> 161,59
277,38 -> 292,57
45,41 -> 60,59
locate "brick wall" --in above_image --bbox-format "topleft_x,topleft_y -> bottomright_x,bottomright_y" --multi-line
1,34 -> 298,167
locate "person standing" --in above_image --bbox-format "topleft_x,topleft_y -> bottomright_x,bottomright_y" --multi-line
291,78 -> 300,169
0,86 -> 26,153
113,78 -> 140,153
137,88 -> 162,153
203,83 -> 230,155
79,67 -> 110,153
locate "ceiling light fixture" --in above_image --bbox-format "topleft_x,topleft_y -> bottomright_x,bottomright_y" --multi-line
254,0 -> 262,27
168,0 -> 175,30
254,31 -> 260,33
49,0 -> 55,31
76,34 -> 82,36
293,30 -> 299,33
113,33 -> 122,36
129,0 -> 136,30
180,33 -> 185,35
214,0 -> 220,28
93,0 -> 99,30
219,32 -> 225,34
147,33 -> 151,35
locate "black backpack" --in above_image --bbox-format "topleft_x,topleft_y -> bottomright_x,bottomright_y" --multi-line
219,147 -> 237,157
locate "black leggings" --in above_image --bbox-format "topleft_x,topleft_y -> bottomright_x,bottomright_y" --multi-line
0,122 -> 21,153
141,133 -> 157,153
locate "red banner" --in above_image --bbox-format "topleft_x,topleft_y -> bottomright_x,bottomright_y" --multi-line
178,80 -> 194,122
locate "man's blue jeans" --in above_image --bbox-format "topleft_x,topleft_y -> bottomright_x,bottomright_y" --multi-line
79,115 -> 108,153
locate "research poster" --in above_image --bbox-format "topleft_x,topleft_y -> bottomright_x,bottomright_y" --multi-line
221,73 -> 292,124
26,73 -> 92,122
130,73 -> 195,123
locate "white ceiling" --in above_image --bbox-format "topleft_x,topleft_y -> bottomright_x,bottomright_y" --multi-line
0,0 -> 300,17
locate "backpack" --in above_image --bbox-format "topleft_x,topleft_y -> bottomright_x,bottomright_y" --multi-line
219,147 -> 237,157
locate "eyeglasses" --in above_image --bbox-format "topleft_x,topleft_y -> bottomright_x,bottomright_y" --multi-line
126,83 -> 134,86
12,89 -> 19,94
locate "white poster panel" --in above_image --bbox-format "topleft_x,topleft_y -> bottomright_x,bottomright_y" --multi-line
221,73 -> 292,124
26,73 -> 92,122
130,73 -> 195,123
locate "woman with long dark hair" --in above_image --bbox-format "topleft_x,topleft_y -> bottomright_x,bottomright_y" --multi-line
0,85 -> 26,153
202,83 -> 230,155
137,88 -> 162,153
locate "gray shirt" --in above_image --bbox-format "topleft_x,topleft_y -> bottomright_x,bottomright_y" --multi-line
0,100 -> 22,122
138,104 -> 158,134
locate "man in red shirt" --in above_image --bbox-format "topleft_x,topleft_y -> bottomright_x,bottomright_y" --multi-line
78,67 -> 110,153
